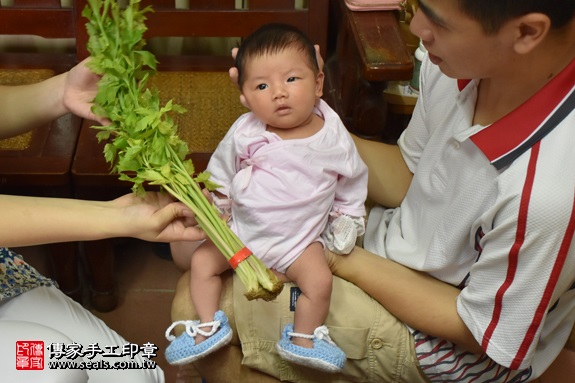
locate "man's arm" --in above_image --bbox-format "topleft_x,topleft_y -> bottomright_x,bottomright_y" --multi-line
328,247 -> 484,354
352,135 -> 413,208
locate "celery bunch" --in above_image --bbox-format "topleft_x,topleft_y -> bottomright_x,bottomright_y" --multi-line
83,0 -> 283,301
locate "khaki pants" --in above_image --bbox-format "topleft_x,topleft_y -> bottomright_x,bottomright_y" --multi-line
234,274 -> 430,383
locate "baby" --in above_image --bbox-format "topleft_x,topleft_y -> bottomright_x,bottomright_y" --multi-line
165,23 -> 368,373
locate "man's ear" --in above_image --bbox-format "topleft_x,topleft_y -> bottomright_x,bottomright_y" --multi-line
512,13 -> 551,54
315,71 -> 325,98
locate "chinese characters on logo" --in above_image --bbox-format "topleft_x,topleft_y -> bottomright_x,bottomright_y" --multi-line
15,341 -> 158,371
16,341 -> 44,370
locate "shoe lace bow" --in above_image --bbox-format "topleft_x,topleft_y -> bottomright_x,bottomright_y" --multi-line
165,319 -> 221,341
288,325 -> 336,346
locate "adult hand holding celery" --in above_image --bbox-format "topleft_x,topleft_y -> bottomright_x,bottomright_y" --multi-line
83,0 -> 283,300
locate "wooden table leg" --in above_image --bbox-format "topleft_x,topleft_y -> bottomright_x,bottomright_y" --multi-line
83,239 -> 118,312
49,242 -> 81,303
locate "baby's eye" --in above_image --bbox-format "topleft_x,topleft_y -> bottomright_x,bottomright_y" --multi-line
287,77 -> 296,82
257,84 -> 268,90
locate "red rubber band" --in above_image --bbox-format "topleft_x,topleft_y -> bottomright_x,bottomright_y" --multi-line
229,247 -> 252,269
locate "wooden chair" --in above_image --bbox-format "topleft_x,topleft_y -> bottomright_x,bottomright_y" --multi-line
323,0 -> 414,142
71,0 -> 330,311
0,1 -> 83,302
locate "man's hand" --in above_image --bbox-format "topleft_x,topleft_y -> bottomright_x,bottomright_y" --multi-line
229,47 -> 248,108
324,246 -> 347,277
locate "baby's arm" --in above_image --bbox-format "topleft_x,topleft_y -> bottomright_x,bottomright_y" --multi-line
322,144 -> 369,254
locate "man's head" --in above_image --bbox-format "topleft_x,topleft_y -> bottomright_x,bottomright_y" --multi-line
411,0 -> 575,79
457,0 -> 575,35
235,23 -> 319,90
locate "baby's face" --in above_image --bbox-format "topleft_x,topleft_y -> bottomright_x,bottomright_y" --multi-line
240,46 -> 323,132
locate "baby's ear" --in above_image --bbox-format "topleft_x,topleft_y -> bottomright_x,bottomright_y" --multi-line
315,71 -> 325,98
239,94 -> 249,109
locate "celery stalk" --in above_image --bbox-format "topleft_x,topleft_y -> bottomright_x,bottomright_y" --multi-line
83,0 -> 283,301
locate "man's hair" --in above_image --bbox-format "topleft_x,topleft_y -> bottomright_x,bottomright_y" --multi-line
235,23 -> 319,89
458,0 -> 575,34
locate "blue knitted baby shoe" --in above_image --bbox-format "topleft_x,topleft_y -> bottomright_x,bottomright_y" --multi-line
164,310 -> 232,365
276,324 -> 346,373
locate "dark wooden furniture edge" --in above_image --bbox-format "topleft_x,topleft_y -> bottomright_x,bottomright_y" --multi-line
323,0 -> 414,142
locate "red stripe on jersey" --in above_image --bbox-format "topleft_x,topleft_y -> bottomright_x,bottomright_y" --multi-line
482,143 -> 540,352
458,79 -> 472,91
511,179 -> 575,368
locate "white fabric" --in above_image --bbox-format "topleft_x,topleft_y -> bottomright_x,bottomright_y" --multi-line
1,320 -> 89,383
288,325 -> 336,345
208,99 -> 368,273
364,54 -> 575,380
321,213 -> 366,254
0,286 -> 164,383
211,192 -> 232,216
165,318 -> 220,341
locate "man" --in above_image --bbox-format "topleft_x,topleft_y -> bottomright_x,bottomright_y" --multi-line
171,1 -> 575,381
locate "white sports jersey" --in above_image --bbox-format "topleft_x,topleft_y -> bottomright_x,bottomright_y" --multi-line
208,99 -> 368,273
365,55 -> 575,381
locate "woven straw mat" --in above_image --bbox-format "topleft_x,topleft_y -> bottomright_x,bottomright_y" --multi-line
148,71 -> 248,153
0,69 -> 55,151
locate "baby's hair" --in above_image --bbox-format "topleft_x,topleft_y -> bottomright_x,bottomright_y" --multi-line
235,23 -> 319,89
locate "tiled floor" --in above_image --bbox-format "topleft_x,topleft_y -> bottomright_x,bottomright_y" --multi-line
17,239 -> 202,383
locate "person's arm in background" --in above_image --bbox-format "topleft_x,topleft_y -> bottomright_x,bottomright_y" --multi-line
0,192 -> 206,248
0,58 -> 107,139
0,59 -> 206,247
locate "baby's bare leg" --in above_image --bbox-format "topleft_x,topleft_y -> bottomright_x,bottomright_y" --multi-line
189,240 -> 231,343
285,242 -> 333,348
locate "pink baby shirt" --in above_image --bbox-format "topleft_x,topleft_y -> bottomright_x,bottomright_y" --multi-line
207,99 -> 368,273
